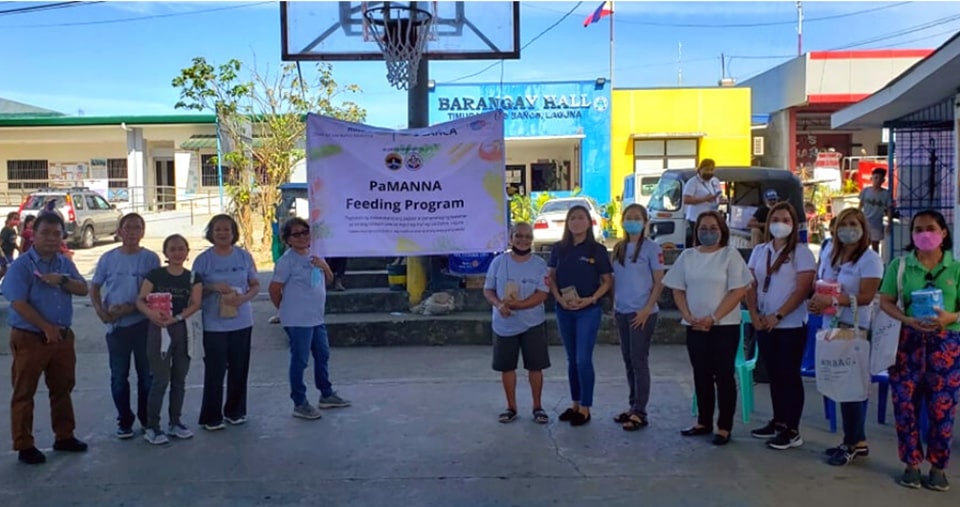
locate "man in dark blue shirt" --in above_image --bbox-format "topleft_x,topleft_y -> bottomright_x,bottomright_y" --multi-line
1,213 -> 90,465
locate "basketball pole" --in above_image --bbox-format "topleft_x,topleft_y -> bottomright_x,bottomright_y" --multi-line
405,37 -> 430,305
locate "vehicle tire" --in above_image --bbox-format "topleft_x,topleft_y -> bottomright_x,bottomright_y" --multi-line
81,225 -> 95,249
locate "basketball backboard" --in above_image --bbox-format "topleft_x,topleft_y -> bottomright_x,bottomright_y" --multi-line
280,1 -> 520,61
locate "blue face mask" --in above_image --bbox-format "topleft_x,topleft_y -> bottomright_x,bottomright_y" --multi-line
623,220 -> 644,235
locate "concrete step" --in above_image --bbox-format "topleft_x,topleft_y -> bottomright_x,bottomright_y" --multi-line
423,288 -> 678,313
346,257 -> 396,272
342,269 -> 389,290
323,310 -> 686,347
326,287 -> 409,314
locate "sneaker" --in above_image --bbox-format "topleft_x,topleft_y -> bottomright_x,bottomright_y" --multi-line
828,444 -> 869,466
825,444 -> 869,458
17,447 -> 46,465
927,469 -> 950,492
293,403 -> 323,420
225,415 -> 247,425
750,421 -> 782,439
116,426 -> 134,440
334,279 -> 346,291
766,430 -> 804,450
52,437 -> 88,453
202,422 -> 226,431
143,429 -> 169,445
167,424 -> 194,439
318,393 -> 351,409
899,467 -> 922,489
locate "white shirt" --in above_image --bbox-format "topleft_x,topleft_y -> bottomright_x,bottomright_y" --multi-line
747,242 -> 817,329
817,241 -> 884,328
663,246 -> 753,326
683,175 -> 722,222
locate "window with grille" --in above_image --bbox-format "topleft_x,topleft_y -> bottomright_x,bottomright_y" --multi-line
107,159 -> 128,188
201,154 -> 241,187
633,139 -> 699,172
6,160 -> 49,190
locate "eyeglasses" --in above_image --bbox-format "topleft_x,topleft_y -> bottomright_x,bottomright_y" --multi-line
513,234 -> 533,240
289,230 -> 310,238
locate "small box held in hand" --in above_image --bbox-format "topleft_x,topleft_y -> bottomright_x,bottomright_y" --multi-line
504,281 -> 520,301
815,280 -> 841,316
560,286 -> 580,304
146,293 -> 173,318
911,288 -> 943,321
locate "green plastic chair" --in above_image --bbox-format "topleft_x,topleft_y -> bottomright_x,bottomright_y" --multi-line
691,310 -> 759,424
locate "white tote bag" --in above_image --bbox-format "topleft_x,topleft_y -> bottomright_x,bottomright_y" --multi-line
185,271 -> 203,359
869,256 -> 905,375
816,297 -> 871,402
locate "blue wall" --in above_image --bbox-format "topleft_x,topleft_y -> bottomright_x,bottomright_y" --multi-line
429,80 -> 612,203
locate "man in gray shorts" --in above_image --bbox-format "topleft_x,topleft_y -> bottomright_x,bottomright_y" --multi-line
483,222 -> 551,424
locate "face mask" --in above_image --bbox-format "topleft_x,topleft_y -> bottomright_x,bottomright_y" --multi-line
622,220 -> 644,235
512,247 -> 531,256
912,231 -> 943,251
769,222 -> 792,239
698,230 -> 720,247
836,226 -> 862,244
701,172 -> 714,180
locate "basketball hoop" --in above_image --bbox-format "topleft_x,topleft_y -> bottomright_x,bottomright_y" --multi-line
364,5 -> 433,90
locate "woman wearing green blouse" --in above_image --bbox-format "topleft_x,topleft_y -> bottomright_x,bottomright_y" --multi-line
879,210 -> 960,491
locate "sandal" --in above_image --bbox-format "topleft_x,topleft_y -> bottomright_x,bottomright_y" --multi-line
498,409 -> 518,424
622,414 -> 648,431
533,409 -> 549,424
613,412 -> 631,424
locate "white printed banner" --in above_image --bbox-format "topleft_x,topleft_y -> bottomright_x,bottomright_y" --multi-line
305,111 -> 508,257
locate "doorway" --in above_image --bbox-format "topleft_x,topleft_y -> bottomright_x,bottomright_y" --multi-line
154,159 -> 176,211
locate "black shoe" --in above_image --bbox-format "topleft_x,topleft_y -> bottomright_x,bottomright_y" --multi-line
558,408 -> 578,422
569,412 -> 591,427
53,437 -> 88,453
18,447 -> 45,465
750,421 -> 781,439
827,444 -> 867,466
766,430 -> 804,450
681,425 -> 712,436
712,433 -> 732,446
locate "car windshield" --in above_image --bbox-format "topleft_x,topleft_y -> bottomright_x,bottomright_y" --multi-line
539,199 -> 590,215
21,195 -> 62,210
647,175 -> 683,212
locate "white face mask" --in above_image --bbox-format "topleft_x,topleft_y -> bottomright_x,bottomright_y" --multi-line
769,222 -> 792,239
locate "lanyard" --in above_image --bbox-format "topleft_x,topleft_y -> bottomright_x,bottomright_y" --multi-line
925,265 -> 947,288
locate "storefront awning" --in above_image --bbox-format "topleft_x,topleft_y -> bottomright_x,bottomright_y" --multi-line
832,32 -> 960,130
505,134 -> 586,141
180,134 -> 267,150
630,132 -> 706,139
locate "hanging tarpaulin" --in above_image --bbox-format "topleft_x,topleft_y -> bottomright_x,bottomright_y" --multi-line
305,111 -> 508,257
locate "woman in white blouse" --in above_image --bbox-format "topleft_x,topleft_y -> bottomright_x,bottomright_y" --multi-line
745,202 -> 816,451
664,210 -> 753,445
807,208 -> 883,467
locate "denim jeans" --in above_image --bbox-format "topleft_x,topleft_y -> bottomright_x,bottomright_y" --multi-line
840,400 -> 868,446
105,319 -> 151,430
284,325 -> 334,406
556,305 -> 602,408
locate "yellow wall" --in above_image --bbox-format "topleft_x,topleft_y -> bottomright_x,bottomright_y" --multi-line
610,87 -> 752,201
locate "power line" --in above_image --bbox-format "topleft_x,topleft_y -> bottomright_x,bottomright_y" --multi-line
0,1 -> 99,17
0,1 -> 272,28
523,1 -> 911,28
447,1 -> 583,84
828,13 -> 960,50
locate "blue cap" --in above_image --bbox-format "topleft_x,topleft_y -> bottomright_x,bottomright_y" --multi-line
764,189 -> 779,201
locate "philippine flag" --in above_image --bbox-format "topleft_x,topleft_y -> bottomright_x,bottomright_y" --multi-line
583,1 -> 613,27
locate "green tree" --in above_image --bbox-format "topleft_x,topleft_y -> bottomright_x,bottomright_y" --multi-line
172,57 -> 365,253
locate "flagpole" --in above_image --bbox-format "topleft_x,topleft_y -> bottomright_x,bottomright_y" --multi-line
609,1 -> 615,84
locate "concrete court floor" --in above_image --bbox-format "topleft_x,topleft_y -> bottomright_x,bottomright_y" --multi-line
0,336 -> 958,507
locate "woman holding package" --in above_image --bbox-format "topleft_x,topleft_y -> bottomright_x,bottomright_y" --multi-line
136,234 -> 203,445
878,209 -> 960,491
663,210 -> 753,445
807,208 -> 883,467
194,214 -> 260,431
548,204 -> 613,427
611,203 -> 665,431
746,202 -> 817,451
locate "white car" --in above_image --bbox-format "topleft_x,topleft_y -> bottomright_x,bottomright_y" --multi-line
531,197 -> 605,250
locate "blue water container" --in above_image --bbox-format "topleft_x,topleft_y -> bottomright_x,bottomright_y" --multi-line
448,253 -> 496,276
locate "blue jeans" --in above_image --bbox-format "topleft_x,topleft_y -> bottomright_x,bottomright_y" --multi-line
555,305 -> 602,408
840,400 -> 868,446
284,325 -> 334,406
105,320 -> 152,429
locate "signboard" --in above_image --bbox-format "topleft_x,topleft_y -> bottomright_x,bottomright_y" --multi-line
305,111 -> 508,257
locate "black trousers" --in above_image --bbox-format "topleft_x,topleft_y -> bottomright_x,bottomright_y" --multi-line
198,327 -> 252,425
756,326 -> 807,432
327,258 -> 347,278
687,325 -> 740,432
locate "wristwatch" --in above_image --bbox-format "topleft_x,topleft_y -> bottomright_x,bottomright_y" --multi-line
775,313 -> 784,322
175,314 -> 184,322
58,275 -> 68,286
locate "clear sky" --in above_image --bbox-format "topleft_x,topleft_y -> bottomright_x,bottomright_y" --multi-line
2,0 -> 959,128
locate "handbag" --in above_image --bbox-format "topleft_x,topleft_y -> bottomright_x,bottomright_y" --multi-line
184,270 -> 203,359
815,296 -> 871,402
869,255 -> 905,374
